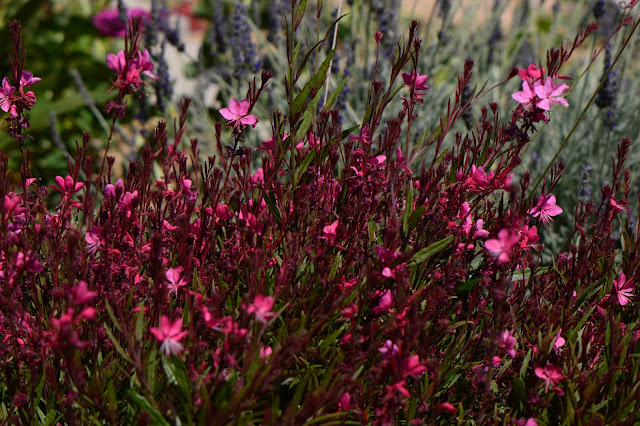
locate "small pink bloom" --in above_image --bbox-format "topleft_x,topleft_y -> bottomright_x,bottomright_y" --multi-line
553,329 -> 565,349
219,98 -> 258,129
106,50 -> 126,73
19,71 -> 41,87
402,354 -> 426,378
484,229 -> 520,263
435,402 -> 457,414
150,316 -> 188,356
322,220 -> 339,243
93,8 -> 151,37
379,339 -> 399,357
259,346 -> 272,359
166,267 -> 187,296
613,272 -> 634,306
372,290 -> 393,315
499,329 -> 517,359
533,77 -> 569,110
72,280 -> 98,304
0,77 -> 16,115
518,64 -> 545,82
215,203 -> 233,220
534,363 -> 565,392
338,392 -> 351,411
512,80 -> 537,105
250,168 -> 264,184
246,294 -> 276,323
529,194 -> 563,224
402,70 -> 429,102
386,380 -> 410,398
51,175 -> 84,194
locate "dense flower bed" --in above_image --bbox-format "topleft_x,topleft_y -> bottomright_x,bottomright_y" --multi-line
1,1 -> 640,424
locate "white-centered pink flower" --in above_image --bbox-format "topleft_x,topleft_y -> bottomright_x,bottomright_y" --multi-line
150,316 -> 188,356
219,98 -> 258,129
613,272 -> 635,306
529,194 -> 563,224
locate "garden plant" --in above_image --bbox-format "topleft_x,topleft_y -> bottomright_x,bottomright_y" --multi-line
2,0 -> 640,424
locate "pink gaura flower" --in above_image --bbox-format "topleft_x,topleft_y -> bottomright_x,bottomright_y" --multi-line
512,80 -> 537,106
402,70 -> 429,103
219,98 -> 258,129
533,77 -> 569,110
402,354 -> 426,378
484,228 -> 520,263
435,402 -> 457,414
246,294 -> 276,323
372,290 -> 393,315
0,77 -> 16,116
93,8 -> 151,37
150,316 -> 188,356
553,329 -> 565,349
499,329 -> 517,359
518,64 -> 545,82
613,272 -> 634,306
379,339 -> 399,357
20,71 -> 41,87
529,194 -> 563,224
322,220 -> 339,243
338,392 -> 351,411
166,267 -> 187,296
534,363 -> 565,392
106,49 -> 156,90
50,175 -> 84,195
72,280 -> 98,304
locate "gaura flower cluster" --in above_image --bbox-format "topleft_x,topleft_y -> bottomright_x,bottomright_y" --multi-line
512,64 -> 569,120
0,71 -> 40,117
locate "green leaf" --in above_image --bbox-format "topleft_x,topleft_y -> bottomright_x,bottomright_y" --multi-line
162,356 -> 192,399
407,206 -> 426,232
264,190 -> 282,225
456,278 -> 480,294
135,305 -> 145,342
402,185 -> 414,237
291,50 -> 334,120
128,390 -> 170,426
295,150 -> 316,184
410,236 -> 454,264
294,0 -> 308,31
323,75 -> 349,111
103,323 -> 133,365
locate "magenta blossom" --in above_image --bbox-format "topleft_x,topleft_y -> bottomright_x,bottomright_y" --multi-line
166,267 -> 188,296
613,272 -> 634,306
106,49 -> 156,90
534,363 -> 565,392
93,8 -> 151,37
402,70 -> 429,103
150,316 -> 188,356
484,228 -> 520,263
534,77 -> 569,110
219,98 -> 258,129
246,294 -> 276,323
499,329 -> 517,359
0,77 -> 16,116
529,194 -> 563,224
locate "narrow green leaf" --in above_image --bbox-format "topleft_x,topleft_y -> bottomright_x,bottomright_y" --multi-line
407,206 -> 426,232
128,390 -> 170,426
291,51 -> 334,119
294,0 -> 308,31
456,278 -> 480,294
295,150 -> 316,184
410,236 -> 454,264
103,323 -> 133,365
323,75 -> 349,111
